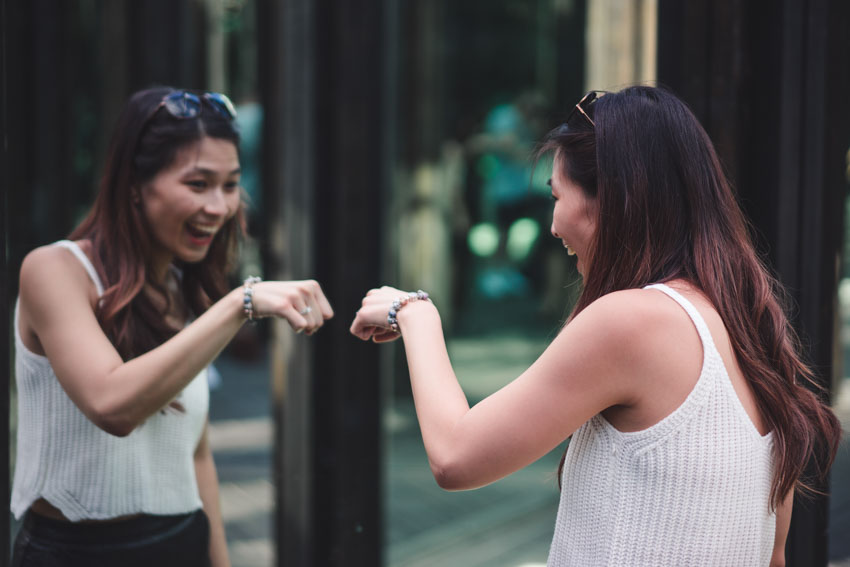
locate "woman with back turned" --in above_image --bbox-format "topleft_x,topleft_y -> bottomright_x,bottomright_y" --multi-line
12,87 -> 333,566
351,86 -> 841,566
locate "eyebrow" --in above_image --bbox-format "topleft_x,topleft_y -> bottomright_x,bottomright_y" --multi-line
186,167 -> 242,176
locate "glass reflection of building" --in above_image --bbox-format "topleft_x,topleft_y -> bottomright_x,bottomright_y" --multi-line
382,1 -> 657,564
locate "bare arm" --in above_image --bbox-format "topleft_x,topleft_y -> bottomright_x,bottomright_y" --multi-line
195,422 -> 230,567
351,287 -> 649,489
771,489 -> 794,567
20,245 -> 333,436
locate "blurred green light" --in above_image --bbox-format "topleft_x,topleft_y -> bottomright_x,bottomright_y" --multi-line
468,223 -> 500,257
530,154 -> 553,193
476,153 -> 501,180
506,217 -> 540,261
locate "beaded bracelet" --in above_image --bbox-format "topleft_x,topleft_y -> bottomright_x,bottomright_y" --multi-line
243,276 -> 262,320
387,290 -> 430,332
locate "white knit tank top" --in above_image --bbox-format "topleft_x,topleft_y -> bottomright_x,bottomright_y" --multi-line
11,240 -> 209,521
547,283 -> 775,566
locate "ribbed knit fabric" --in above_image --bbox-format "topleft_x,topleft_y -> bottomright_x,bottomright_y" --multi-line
547,283 -> 775,566
11,240 -> 208,521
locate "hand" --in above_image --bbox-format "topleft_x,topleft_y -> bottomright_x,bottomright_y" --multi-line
350,286 -> 409,343
250,279 -> 334,334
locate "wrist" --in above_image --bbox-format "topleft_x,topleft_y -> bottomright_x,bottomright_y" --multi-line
396,299 -> 436,326
241,276 -> 262,321
389,290 -> 435,332
227,288 -> 247,322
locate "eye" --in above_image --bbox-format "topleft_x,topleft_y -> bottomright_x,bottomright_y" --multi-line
185,180 -> 207,190
224,180 -> 240,192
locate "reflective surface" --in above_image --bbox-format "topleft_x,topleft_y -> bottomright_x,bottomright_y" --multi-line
381,1 -> 587,564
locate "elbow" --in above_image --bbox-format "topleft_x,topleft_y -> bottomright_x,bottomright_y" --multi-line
430,456 -> 472,491
93,415 -> 136,438
88,400 -> 138,437
101,422 -> 136,438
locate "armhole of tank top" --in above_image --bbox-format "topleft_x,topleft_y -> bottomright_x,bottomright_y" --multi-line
54,240 -> 105,298
644,283 -> 771,441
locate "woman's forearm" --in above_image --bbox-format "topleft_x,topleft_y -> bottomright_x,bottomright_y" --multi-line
94,289 -> 245,434
397,301 -> 470,476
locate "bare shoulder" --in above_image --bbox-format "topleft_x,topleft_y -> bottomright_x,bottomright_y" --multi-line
561,287 -> 704,418
572,288 -> 687,345
564,287 -> 703,377
19,242 -> 97,309
21,243 -> 84,282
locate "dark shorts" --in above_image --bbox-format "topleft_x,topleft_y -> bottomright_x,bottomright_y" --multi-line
11,509 -> 211,567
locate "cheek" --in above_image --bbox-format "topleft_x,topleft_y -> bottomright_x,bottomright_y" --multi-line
553,202 -> 573,232
225,193 -> 242,219
141,196 -> 169,227
582,204 -> 598,239
143,191 -> 197,227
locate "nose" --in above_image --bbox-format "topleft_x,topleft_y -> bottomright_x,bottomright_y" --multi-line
203,187 -> 229,217
550,222 -> 559,239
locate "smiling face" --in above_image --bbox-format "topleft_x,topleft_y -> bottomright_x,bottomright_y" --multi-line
549,151 -> 598,276
139,136 -> 241,281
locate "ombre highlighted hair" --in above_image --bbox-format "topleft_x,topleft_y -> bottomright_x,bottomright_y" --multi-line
540,85 -> 841,510
70,87 -> 246,360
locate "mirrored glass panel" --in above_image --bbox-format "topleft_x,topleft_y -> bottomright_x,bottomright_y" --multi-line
380,1 -> 655,564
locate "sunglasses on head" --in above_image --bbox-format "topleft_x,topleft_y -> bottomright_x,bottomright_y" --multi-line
156,90 -> 237,121
565,91 -> 602,128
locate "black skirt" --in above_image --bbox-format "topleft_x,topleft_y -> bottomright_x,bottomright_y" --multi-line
11,508 -> 211,567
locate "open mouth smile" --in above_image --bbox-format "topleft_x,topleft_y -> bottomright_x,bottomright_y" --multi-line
185,222 -> 220,245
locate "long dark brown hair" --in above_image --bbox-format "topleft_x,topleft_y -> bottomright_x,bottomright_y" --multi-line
541,86 -> 841,509
70,87 -> 245,360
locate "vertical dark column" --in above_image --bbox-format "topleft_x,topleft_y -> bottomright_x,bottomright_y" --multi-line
258,0 -> 318,565
3,1 -> 73,558
311,0 -> 383,563
658,1 -> 850,565
5,0 -> 75,278
785,2 -> 850,562
1,0 -> 11,562
260,0 -> 384,564
126,0 -> 207,91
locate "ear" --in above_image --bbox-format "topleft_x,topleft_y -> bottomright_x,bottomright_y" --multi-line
131,186 -> 142,205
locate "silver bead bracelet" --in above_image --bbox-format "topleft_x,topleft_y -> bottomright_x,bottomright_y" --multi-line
243,276 -> 262,320
387,290 -> 430,332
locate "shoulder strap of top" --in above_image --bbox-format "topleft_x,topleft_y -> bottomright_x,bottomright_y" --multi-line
643,283 -> 717,353
54,240 -> 105,297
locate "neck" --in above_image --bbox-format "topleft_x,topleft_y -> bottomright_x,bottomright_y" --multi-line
145,262 -> 186,325
150,250 -> 174,285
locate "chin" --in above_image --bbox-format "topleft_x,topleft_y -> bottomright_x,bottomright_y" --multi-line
178,249 -> 211,264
